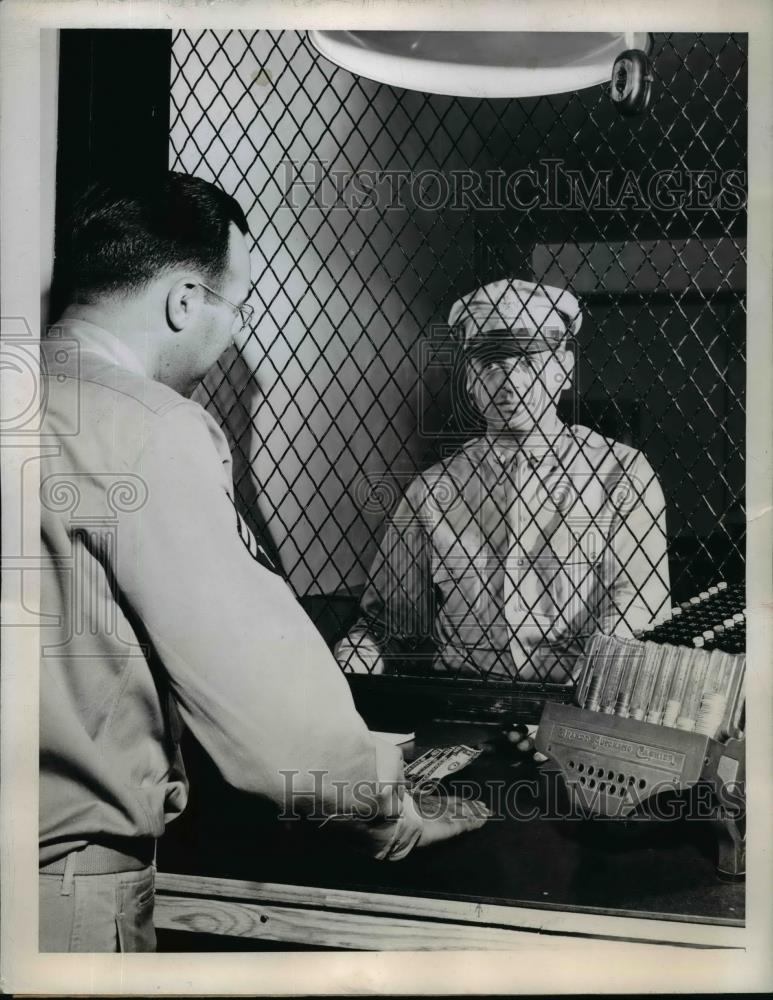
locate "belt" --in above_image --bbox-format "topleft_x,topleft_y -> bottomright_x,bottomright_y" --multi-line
40,839 -> 155,876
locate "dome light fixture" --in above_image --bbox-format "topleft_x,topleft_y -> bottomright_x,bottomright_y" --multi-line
309,31 -> 653,101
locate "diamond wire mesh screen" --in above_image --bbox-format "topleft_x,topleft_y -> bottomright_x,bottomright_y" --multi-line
169,31 -> 746,689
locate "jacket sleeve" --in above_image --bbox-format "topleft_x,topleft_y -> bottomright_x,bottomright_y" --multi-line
335,487 -> 435,673
602,451 -> 672,635
112,402 -> 415,848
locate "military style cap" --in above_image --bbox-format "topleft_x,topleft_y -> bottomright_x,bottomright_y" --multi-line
449,278 -> 582,356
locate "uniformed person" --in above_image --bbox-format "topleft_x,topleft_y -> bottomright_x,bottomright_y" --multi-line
336,278 -> 671,679
39,174 -> 489,952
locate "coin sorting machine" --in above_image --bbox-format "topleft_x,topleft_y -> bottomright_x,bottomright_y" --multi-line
535,583 -> 746,879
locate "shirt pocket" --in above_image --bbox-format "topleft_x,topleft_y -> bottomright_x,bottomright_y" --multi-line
538,523 -> 601,627
433,538 -> 496,645
432,537 -> 489,599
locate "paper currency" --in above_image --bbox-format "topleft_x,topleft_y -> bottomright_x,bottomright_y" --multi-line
404,744 -> 482,788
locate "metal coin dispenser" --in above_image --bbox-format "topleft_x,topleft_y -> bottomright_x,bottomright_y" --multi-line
535,582 -> 746,879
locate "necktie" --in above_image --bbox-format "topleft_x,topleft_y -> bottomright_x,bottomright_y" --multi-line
499,449 -> 550,679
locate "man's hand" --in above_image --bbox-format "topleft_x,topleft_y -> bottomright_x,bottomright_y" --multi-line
412,792 -> 492,849
334,628 -> 386,675
312,738 -> 491,861
324,788 -> 491,861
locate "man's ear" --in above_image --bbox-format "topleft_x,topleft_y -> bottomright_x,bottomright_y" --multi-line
166,278 -> 202,332
557,346 -> 574,390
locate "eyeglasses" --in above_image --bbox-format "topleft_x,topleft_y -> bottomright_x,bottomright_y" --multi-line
198,282 -> 255,331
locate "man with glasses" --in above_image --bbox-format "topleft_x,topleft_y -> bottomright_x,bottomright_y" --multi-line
336,278 -> 671,681
39,173 -> 488,952
198,280 -> 255,336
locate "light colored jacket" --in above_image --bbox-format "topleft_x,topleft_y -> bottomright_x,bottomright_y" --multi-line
40,319 -> 420,866
336,427 -> 671,679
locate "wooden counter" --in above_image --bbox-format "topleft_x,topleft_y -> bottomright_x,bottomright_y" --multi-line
155,721 -> 743,951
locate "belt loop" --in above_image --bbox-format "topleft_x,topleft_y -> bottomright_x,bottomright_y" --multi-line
60,851 -> 77,896
152,840 -> 158,871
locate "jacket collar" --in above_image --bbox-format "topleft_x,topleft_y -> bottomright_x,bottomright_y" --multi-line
49,318 -> 148,378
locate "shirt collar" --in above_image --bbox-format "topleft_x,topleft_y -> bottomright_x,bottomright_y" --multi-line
485,423 -> 568,470
50,318 -> 148,378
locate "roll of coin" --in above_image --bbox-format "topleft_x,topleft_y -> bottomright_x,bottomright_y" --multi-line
716,652 -> 745,740
676,647 -> 710,731
599,637 -> 628,714
614,642 -> 643,718
662,699 -> 682,728
695,692 -> 727,739
729,654 -> 746,737
630,641 -> 662,721
585,673 -> 604,713
577,633 -> 604,708
701,648 -> 727,699
661,646 -> 692,728
645,644 -> 679,726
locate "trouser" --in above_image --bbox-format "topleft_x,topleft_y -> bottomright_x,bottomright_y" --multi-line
39,843 -> 157,952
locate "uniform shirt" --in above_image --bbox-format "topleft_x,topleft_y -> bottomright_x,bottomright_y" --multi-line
336,427 -> 671,680
39,319 -> 422,866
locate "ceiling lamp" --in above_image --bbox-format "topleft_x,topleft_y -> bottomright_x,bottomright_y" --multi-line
309,31 -> 653,101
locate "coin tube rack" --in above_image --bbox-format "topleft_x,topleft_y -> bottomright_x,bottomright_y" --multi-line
535,582 -> 746,879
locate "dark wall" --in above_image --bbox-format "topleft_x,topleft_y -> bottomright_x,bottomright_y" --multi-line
51,29 -> 172,319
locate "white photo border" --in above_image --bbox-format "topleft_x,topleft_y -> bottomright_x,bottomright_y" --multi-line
1,0 -> 771,994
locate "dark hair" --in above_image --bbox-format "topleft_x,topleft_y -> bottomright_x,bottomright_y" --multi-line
60,172 -> 249,302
